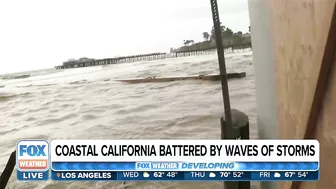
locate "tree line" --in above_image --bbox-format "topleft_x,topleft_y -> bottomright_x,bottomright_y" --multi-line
171,25 -> 251,53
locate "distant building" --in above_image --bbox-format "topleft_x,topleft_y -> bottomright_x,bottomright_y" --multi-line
62,57 -> 95,66
78,57 -> 95,62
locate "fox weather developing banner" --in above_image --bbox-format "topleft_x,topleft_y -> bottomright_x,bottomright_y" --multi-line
16,140 -> 319,181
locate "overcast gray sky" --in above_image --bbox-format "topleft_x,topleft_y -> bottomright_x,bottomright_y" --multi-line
0,0 -> 249,74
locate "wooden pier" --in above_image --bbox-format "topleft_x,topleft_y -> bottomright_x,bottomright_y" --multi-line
55,52 -> 167,69
55,46 -> 252,70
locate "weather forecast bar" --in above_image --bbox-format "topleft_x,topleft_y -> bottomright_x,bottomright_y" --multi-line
51,162 -> 319,171
45,171 -> 319,181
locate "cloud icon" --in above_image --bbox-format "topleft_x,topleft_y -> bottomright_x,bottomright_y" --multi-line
143,172 -> 150,178
274,172 -> 281,178
209,172 -> 216,178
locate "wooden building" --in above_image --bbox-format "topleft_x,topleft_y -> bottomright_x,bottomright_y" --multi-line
249,0 -> 336,189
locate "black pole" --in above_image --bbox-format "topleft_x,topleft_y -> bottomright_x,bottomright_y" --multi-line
210,1 -> 250,189
210,0 -> 233,131
0,150 -> 16,189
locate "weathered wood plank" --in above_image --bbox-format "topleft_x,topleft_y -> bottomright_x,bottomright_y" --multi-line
116,72 -> 246,84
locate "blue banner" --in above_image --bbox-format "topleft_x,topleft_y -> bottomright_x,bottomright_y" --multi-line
51,162 -> 318,171
17,170 -> 49,181
50,171 -> 319,181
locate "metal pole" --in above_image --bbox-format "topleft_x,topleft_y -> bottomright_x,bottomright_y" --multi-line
210,1 -> 249,189
0,150 -> 16,189
210,0 -> 233,129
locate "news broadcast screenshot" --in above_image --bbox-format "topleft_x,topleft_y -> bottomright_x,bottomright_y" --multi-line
0,0 -> 328,189
15,139 -> 319,182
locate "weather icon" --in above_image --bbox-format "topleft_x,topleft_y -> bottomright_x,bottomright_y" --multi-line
209,172 -> 216,178
274,172 -> 281,178
143,172 -> 150,178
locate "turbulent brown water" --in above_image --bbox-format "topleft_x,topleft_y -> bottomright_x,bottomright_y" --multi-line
0,50 -> 260,189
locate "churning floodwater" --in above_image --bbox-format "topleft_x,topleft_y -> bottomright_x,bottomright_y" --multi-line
0,50 -> 259,189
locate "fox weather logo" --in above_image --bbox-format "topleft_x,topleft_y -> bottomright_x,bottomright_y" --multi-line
16,140 -> 49,171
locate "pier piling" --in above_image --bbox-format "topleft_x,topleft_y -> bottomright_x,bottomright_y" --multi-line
220,110 -> 250,189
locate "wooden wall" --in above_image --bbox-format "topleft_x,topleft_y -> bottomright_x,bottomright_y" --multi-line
268,0 -> 336,188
